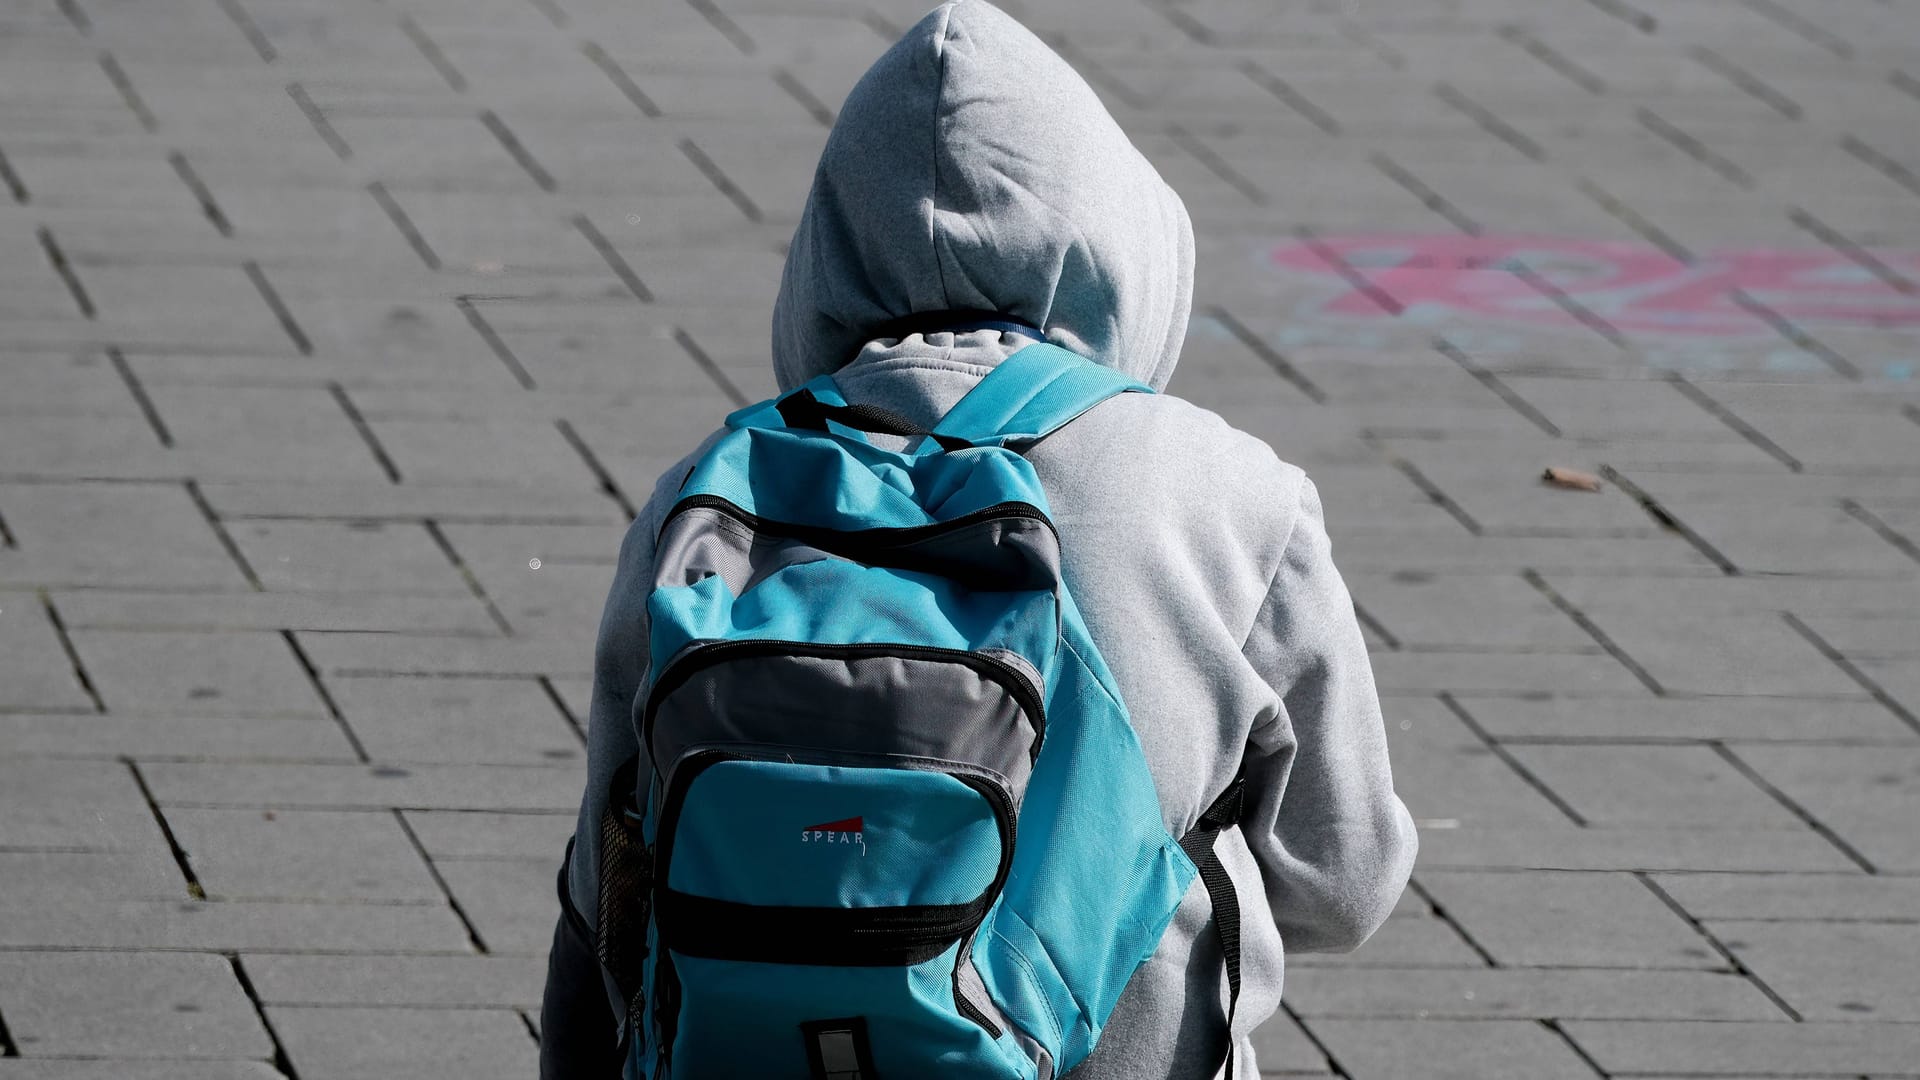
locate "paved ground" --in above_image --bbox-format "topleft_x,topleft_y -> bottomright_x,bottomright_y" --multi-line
2,0 -> 1918,1076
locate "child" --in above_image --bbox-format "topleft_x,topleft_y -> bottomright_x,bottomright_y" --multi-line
541,3 -> 1416,1076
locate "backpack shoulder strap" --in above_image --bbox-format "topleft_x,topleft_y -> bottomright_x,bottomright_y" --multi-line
1180,766 -> 1249,1077
724,374 -> 848,433
929,342 -> 1150,450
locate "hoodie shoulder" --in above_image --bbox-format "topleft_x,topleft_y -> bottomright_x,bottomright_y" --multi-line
1100,390 -> 1305,495
1030,390 -> 1310,581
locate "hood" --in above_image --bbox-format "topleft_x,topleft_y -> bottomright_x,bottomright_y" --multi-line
770,0 -> 1194,392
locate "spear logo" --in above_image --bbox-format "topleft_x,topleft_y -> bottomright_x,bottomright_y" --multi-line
800,816 -> 866,855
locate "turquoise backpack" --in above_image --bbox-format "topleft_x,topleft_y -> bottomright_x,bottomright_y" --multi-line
595,341 -> 1246,1078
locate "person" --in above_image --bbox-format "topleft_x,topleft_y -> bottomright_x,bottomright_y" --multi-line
539,1 -> 1417,1075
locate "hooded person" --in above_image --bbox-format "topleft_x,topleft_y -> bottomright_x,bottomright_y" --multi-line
539,2 -> 1417,1076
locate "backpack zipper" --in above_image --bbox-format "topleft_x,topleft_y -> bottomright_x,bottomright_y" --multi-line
659,494 -> 1057,551
641,640 -> 1046,780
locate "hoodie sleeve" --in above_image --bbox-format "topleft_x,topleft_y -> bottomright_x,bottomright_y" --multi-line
541,437 -> 720,1078
1238,476 -> 1417,954
539,513 -> 655,1080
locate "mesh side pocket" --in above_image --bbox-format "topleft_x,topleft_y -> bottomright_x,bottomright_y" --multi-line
596,756 -> 652,1019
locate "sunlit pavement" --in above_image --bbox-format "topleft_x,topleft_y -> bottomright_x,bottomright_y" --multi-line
1,0 -> 1917,1075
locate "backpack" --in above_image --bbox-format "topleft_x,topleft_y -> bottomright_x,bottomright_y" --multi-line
595,341 -> 1246,1079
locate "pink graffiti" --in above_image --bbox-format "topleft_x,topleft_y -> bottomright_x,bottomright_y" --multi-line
1269,234 -> 1920,336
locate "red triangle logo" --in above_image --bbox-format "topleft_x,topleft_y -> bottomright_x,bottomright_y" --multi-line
804,816 -> 863,833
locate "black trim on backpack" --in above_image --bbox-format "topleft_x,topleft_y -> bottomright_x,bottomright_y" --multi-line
541,836 -> 630,1080
800,1016 -> 878,1080
658,494 -> 1061,593
641,641 -> 1047,778
776,389 -> 973,452
657,890 -> 991,967
595,756 -> 653,1025
1179,765 -> 1248,1076
660,494 -> 1057,551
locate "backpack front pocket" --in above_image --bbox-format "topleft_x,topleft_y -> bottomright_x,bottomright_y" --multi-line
657,751 -> 1011,956
646,750 -> 1025,1077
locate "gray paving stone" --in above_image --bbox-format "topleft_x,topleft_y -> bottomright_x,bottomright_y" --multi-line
0,483 -> 250,590
0,600 -> 92,710
6,0 -> 1920,1067
1284,966 -> 1780,1021
367,417 -> 599,492
1414,822 -> 1860,873
435,856 -> 560,954
1627,471 -> 1920,511
650,129 -> 824,220
402,810 -> 574,860
1246,1008 -> 1332,1074
1288,910 -> 1490,970
1497,376 -> 1747,442
544,674 -> 593,730
1859,656 -> 1920,719
1650,871 -> 1920,922
1381,697 -> 1577,828
199,478 -> 622,524
212,188 -> 452,270
496,121 -> 711,197
1547,574 -> 1920,621
1418,870 -> 1724,969
82,265 -> 299,354
329,676 -> 582,766
473,317 -> 745,399
70,629 -> 325,716
1348,572 -> 1595,651
0,1063 -> 282,1080
142,384 -> 396,482
1735,745 -> 1920,871
1501,744 -> 1808,828
270,1005 -> 538,1080
0,757 -> 169,852
52,589 -> 501,636
1332,532 -> 1721,574
125,344 -> 526,395
296,632 -> 593,680
1306,1018 -> 1600,1080
0,848 -> 188,904
1454,694 -> 1916,742
1571,611 -> 1866,697
0,896 -> 471,953
0,349 -> 143,417
1562,1020 -> 1920,1075
139,761 -> 580,812
230,520 -> 470,595
1656,501 -> 1920,578
1725,409 -> 1920,472
5,149 -> 206,214
0,952 -> 271,1059
314,115 -> 548,192
168,807 -> 444,902
0,413 -> 173,477
1794,612 -> 1920,661
0,711 -> 357,761
1370,650 -> 1651,697
1709,921 -> 1920,1021
439,522 -> 620,640
244,952 -> 543,1008
1605,1068 -> 1858,1076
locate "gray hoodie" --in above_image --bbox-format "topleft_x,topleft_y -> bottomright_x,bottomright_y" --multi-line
543,3 -> 1416,1077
